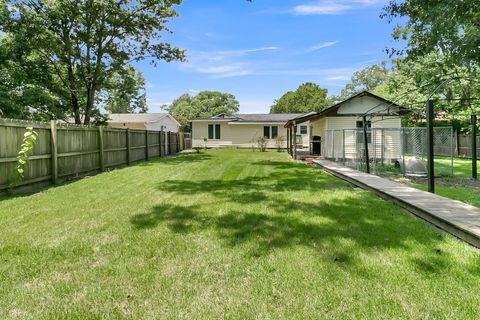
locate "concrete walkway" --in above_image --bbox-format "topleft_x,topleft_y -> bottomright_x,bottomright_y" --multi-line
312,159 -> 480,248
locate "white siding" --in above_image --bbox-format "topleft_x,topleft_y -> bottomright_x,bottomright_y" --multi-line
192,122 -> 288,148
337,95 -> 401,115
145,115 -> 180,132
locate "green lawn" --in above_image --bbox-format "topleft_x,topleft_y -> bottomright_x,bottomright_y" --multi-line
411,157 -> 480,207
1,149 -> 480,319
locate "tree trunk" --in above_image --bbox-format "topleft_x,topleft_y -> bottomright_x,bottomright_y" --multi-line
84,82 -> 96,125
72,93 -> 81,124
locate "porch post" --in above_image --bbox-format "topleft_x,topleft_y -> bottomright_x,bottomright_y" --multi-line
293,122 -> 297,160
286,126 -> 290,154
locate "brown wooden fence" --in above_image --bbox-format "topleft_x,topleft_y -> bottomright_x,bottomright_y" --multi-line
0,118 -> 185,191
455,133 -> 480,158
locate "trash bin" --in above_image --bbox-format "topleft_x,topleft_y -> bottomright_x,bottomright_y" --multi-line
312,136 -> 321,155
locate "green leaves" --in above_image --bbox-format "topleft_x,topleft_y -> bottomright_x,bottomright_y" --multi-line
1,0 -> 185,124
164,91 -> 240,132
383,0 -> 480,67
9,126 -> 38,191
270,82 -> 329,113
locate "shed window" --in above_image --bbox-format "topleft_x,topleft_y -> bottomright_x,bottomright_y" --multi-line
356,121 -> 372,144
300,125 -> 307,134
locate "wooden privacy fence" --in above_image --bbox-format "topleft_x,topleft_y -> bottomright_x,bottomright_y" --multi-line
455,133 -> 480,158
0,118 -> 185,191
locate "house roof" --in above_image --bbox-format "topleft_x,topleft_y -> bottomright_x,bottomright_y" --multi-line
285,91 -> 408,127
108,113 -> 170,124
190,113 -> 305,123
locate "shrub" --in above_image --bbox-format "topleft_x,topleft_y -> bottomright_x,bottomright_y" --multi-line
275,136 -> 286,152
256,136 -> 268,152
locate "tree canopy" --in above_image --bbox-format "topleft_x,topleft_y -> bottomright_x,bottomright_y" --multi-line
0,0 -> 184,124
103,67 -> 147,114
163,91 -> 240,131
270,82 -> 329,113
382,0 -> 480,67
331,62 -> 389,103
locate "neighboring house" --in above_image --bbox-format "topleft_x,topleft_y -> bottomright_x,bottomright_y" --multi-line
190,113 -> 311,148
108,113 -> 180,132
285,91 -> 408,159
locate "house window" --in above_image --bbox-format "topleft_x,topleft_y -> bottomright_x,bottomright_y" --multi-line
300,125 -> 307,134
208,124 -> 221,139
264,126 -> 270,138
271,126 -> 278,139
356,120 -> 372,144
264,126 -> 278,139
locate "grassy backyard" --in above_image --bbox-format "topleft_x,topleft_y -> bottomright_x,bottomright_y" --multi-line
404,157 -> 480,208
1,149 -> 480,319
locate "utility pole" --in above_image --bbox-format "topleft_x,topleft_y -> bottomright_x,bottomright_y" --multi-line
362,116 -> 370,174
472,114 -> 477,180
426,100 -> 435,193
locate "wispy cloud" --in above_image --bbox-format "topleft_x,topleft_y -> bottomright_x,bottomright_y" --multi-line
294,3 -> 350,15
306,41 -> 339,52
194,64 -> 254,78
293,0 -> 383,15
181,46 -> 279,78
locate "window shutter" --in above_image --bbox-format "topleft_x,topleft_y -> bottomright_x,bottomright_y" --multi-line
215,124 -> 221,139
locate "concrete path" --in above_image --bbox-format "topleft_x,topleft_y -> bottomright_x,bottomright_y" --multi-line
312,159 -> 480,248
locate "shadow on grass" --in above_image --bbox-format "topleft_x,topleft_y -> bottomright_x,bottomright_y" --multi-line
129,156 -> 469,275
137,153 -> 213,167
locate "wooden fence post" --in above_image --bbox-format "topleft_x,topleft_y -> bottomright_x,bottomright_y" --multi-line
126,128 -> 131,165
98,126 -> 104,171
159,129 -> 163,157
176,132 -> 180,153
167,131 -> 171,155
145,130 -> 149,160
50,120 -> 58,184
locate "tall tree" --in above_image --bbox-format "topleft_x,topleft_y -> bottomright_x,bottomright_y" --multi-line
382,0 -> 480,66
381,55 -> 480,130
0,0 -> 185,124
103,67 -> 147,114
164,91 -> 240,131
270,82 -> 328,113
331,62 -> 389,103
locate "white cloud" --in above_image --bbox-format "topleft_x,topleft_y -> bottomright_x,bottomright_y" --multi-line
188,89 -> 200,94
306,41 -> 339,52
294,3 -> 351,15
195,64 -> 254,78
293,0 -> 384,15
180,46 -> 279,78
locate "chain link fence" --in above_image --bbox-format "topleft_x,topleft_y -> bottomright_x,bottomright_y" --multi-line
324,127 -> 454,177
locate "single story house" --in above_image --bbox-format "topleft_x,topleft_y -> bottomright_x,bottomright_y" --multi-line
108,113 -> 180,132
190,113 -> 312,148
285,91 -> 408,160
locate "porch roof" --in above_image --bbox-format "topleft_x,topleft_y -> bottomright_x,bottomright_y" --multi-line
284,91 -> 408,128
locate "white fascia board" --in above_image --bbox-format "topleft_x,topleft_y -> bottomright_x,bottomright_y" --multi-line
227,122 -> 286,125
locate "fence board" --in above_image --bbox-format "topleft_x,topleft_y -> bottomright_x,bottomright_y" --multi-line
0,118 -> 185,191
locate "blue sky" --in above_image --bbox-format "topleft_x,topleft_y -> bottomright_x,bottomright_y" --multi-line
135,0 -> 398,113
